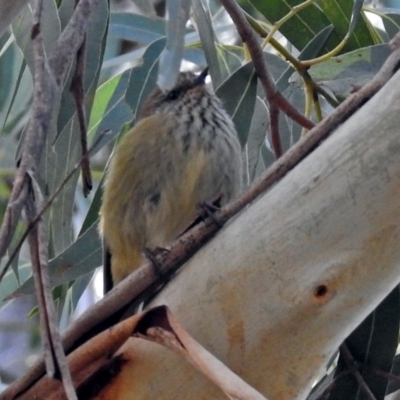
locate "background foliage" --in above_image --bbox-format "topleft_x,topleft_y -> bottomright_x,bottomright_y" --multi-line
0,0 -> 400,398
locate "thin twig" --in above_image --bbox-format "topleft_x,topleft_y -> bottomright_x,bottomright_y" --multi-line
314,371 -> 351,400
269,105 -> 282,158
363,365 -> 400,385
25,174 -> 77,400
70,36 -> 93,197
49,0 -> 103,85
25,181 -> 54,375
339,344 -> 377,400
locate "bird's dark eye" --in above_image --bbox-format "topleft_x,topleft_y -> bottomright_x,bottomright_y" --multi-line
166,89 -> 179,101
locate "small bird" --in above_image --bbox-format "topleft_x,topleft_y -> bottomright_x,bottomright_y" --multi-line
99,69 -> 242,293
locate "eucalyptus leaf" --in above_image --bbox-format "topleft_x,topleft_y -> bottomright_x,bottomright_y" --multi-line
192,0 -> 222,86
70,271 -> 97,313
244,96 -> 269,184
382,11 -> 400,40
110,13 -> 166,43
282,86 -> 303,151
216,62 -> 257,148
216,45 -> 242,79
0,261 -> 32,308
0,0 -> 29,39
131,0 -> 156,16
0,262 -> 31,306
12,1 -> 61,75
0,34 -> 15,116
47,0 -> 109,255
49,117 -> 81,254
249,0 -> 338,52
11,222 -> 102,297
276,25 -> 334,92
184,47 -> 206,65
306,44 -> 391,100
58,0 -> 76,30
316,0 -> 378,52
260,141 -> 275,170
0,36 -> 33,139
89,70 -> 133,151
57,0 -> 109,136
157,0 -> 191,90
125,37 -> 166,120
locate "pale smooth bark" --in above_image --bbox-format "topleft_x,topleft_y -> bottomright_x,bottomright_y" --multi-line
94,68 -> 400,399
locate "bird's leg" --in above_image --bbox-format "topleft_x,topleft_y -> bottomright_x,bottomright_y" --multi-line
198,200 -> 222,225
180,193 -> 224,235
197,193 -> 224,228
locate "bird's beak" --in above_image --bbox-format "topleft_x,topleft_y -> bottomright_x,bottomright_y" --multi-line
196,67 -> 209,85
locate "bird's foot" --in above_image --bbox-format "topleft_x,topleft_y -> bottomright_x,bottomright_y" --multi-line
143,247 -> 170,277
197,193 -> 224,228
180,194 -> 224,235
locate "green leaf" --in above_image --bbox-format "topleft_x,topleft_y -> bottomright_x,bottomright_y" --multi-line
48,118 -> 81,254
79,177 -> 104,237
263,52 -> 291,83
316,0 -> 378,52
216,62 -> 257,148
307,44 -> 391,101
110,13 -> 166,43
0,262 -> 31,305
57,0 -> 109,136
130,0 -> 156,16
12,1 -> 61,75
216,45 -> 243,78
282,86 -> 302,151
249,0 -> 338,51
88,73 -> 124,133
70,271 -> 96,311
192,0 -> 222,86
158,0 -> 191,91
183,47 -> 206,66
381,12 -> 400,40
89,70 -> 133,152
11,222 -> 102,297
125,37 -> 166,120
45,0 -> 109,256
260,141 -> 275,170
244,96 -> 269,183
277,25 -> 334,92
250,0 -> 377,54
0,34 -> 15,116
58,0 -> 75,30
0,51 -> 32,138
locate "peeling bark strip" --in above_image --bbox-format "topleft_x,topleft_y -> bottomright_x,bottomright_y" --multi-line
76,356 -> 127,399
